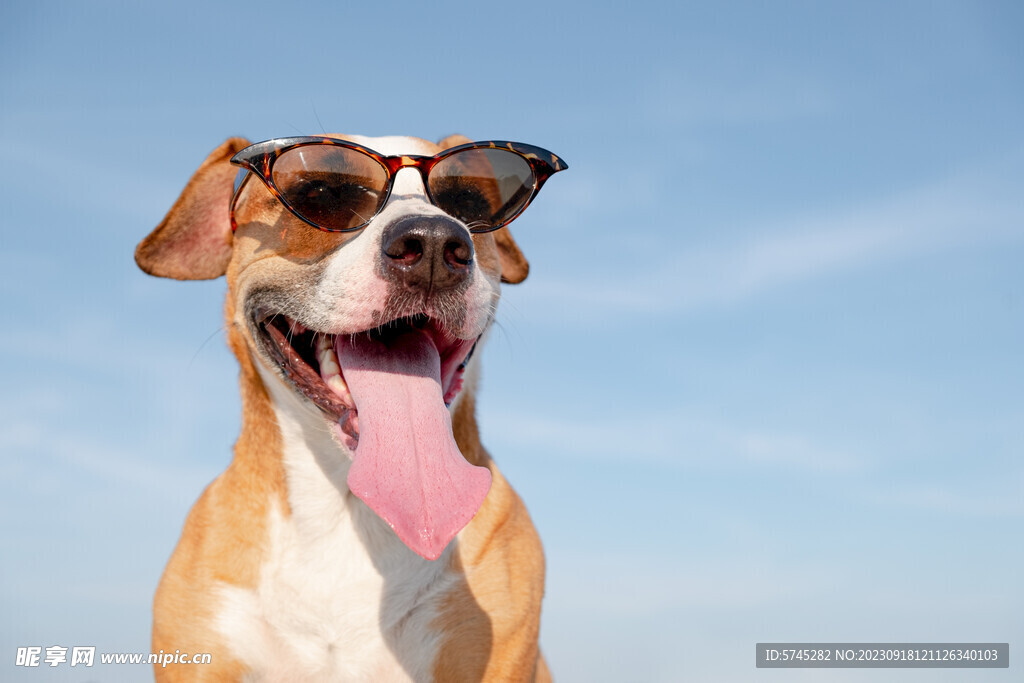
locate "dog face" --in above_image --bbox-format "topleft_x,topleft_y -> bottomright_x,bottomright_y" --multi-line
136,134 -> 548,559
228,135 -> 513,439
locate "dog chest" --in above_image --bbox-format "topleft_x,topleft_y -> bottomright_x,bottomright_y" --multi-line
212,378 -> 459,681
214,501 -> 457,682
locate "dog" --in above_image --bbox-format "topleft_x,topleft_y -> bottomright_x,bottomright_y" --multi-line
135,134 -> 566,681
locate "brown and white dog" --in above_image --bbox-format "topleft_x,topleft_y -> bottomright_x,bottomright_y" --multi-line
136,134 -> 562,681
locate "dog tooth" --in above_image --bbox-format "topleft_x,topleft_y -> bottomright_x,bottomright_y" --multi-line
315,335 -> 338,370
326,373 -> 351,401
321,356 -> 340,376
318,353 -> 340,377
314,334 -> 351,400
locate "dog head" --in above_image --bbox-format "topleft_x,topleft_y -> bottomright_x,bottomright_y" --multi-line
136,134 -> 565,559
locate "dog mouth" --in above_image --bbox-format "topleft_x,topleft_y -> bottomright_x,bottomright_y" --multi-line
256,310 -> 490,561
258,312 -> 477,442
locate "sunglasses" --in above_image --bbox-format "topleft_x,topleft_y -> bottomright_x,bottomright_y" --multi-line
229,137 -> 567,233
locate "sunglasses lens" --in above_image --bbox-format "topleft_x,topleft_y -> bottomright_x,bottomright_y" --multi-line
429,149 -> 535,231
272,145 -> 389,231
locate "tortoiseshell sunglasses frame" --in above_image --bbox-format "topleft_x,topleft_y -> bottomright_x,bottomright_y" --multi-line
229,136 -> 568,233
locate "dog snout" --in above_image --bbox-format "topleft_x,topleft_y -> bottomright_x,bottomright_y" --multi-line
381,215 -> 474,292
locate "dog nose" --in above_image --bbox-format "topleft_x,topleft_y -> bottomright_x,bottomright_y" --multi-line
381,215 -> 474,291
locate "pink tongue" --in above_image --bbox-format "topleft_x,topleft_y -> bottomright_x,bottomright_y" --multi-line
336,331 -> 491,560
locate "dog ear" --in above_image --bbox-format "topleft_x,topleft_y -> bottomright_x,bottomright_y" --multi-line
135,137 -> 250,280
437,134 -> 530,284
493,228 -> 529,284
437,133 -> 472,149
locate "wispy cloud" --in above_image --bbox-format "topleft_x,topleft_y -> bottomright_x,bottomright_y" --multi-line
0,308 -> 234,499
867,477 -> 1024,518
547,551 -> 847,615
481,408 -> 867,474
1,411 -> 220,500
519,162 -> 1024,320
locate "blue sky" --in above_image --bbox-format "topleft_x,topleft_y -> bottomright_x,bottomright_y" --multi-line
2,1 -> 1022,681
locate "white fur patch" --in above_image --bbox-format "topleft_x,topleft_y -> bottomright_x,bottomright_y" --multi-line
214,365 -> 462,682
